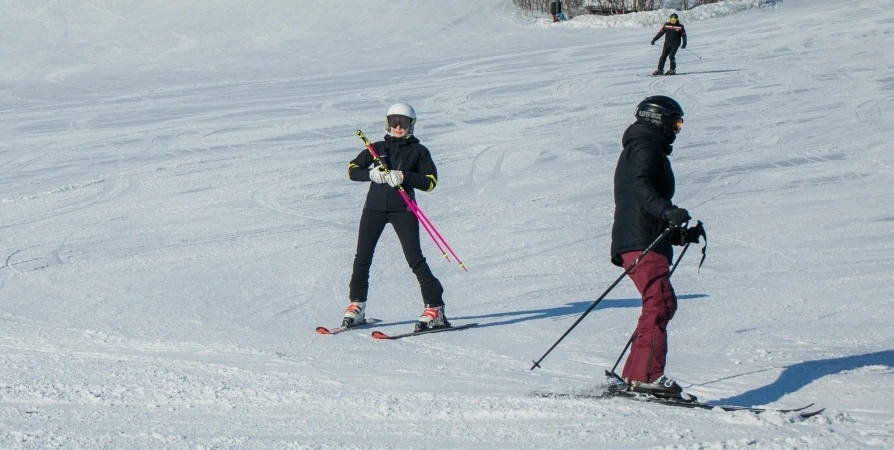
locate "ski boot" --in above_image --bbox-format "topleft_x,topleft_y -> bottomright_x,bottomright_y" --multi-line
415,304 -> 451,332
665,69 -> 676,75
652,69 -> 664,76
626,374 -> 697,401
627,374 -> 682,396
341,301 -> 367,328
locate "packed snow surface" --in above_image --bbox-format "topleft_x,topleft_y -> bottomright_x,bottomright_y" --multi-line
1,0 -> 892,448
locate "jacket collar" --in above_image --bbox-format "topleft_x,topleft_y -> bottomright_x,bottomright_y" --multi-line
384,135 -> 419,146
623,121 -> 675,154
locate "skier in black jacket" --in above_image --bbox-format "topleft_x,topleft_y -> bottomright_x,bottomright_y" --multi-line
651,13 -> 687,75
343,103 -> 448,332
610,95 -> 700,398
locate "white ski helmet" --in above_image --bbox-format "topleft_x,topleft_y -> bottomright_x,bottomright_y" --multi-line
385,102 -> 417,136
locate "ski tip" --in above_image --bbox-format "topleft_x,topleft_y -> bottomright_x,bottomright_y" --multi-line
315,327 -> 333,335
800,408 -> 825,418
370,331 -> 390,340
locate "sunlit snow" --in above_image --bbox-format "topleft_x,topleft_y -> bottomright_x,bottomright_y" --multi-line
1,0 -> 892,448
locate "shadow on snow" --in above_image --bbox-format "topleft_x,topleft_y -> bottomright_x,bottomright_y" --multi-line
711,350 -> 894,407
451,293 -> 709,330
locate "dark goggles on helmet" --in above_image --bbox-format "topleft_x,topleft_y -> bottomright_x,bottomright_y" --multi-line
672,116 -> 684,133
387,115 -> 414,129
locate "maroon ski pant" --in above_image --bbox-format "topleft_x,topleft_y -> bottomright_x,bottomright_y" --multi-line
620,250 -> 678,383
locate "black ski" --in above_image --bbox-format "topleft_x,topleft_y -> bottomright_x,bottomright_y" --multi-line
534,390 -> 823,418
315,318 -> 382,335
638,73 -> 688,77
533,371 -> 824,419
638,70 -> 743,77
371,322 -> 478,340
602,369 -> 823,417
601,390 -> 823,418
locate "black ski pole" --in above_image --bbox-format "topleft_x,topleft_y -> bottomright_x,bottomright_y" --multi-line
530,226 -> 675,370
608,239 -> 692,375
609,332 -> 636,376
668,240 -> 691,277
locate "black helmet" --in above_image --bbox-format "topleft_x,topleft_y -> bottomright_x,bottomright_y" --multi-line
634,95 -> 684,129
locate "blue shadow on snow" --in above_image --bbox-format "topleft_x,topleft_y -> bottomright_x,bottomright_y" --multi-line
451,294 -> 708,330
713,350 -> 894,407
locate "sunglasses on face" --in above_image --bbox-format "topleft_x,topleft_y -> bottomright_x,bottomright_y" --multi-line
387,115 -> 414,129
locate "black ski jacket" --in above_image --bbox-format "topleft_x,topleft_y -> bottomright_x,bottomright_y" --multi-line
653,22 -> 687,48
610,122 -> 678,267
348,135 -> 438,212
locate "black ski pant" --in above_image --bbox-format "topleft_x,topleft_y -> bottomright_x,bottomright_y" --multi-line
657,46 -> 679,72
349,208 -> 444,307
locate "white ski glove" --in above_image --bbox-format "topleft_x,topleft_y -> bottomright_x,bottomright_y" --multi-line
369,167 -> 386,184
385,170 -> 404,187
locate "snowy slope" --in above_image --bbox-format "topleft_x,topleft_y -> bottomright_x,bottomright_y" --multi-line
1,0 -> 893,448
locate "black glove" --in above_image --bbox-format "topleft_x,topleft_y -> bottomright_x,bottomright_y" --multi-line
672,224 -> 704,246
663,207 -> 691,227
684,226 -> 701,243
651,40 -> 656,46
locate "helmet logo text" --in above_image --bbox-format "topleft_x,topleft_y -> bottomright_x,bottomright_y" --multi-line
637,110 -> 663,120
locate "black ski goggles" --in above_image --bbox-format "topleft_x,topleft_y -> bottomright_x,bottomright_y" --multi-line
387,115 -> 414,129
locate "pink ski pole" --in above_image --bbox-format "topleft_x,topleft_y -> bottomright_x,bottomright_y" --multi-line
356,130 -> 467,272
356,132 -> 449,263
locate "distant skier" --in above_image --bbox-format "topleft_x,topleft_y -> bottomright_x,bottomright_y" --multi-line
344,103 -> 449,332
651,13 -> 687,75
611,95 -> 702,398
550,1 -> 564,22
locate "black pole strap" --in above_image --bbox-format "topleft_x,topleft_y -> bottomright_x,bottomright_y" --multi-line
690,220 -> 708,272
